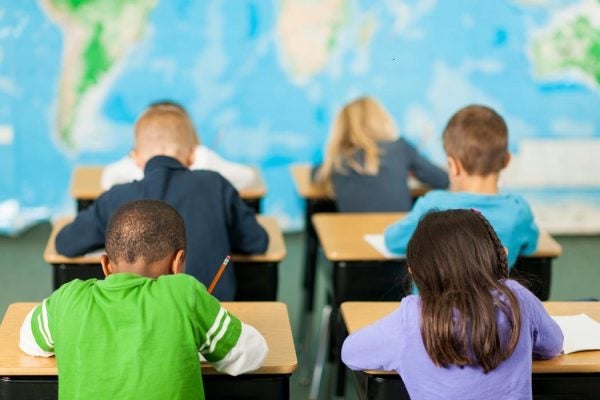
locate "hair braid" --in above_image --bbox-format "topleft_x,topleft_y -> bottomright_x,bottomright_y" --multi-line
470,209 -> 509,277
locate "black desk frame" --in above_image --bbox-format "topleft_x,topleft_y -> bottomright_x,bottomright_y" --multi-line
325,255 -> 555,398
51,261 -> 279,301
301,198 -> 336,313
327,260 -> 409,397
349,370 -> 600,400
1,373 -> 292,400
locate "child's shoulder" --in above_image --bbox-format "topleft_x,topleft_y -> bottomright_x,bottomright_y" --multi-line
418,189 -> 453,203
496,192 -> 530,204
156,273 -> 206,291
188,168 -> 230,185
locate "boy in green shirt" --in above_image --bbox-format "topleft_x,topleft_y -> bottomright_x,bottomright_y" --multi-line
19,200 -> 268,399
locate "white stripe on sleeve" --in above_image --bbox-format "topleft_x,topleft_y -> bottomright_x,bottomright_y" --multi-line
207,314 -> 231,354
212,322 -> 268,376
41,299 -> 54,345
19,308 -> 54,357
199,308 -> 226,352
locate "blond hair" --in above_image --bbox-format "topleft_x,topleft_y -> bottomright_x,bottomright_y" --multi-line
134,105 -> 196,163
315,97 -> 398,195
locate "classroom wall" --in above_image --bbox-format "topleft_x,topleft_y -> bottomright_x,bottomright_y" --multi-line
1,0 -> 600,233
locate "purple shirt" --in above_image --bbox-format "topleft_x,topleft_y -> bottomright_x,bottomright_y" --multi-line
342,280 -> 563,400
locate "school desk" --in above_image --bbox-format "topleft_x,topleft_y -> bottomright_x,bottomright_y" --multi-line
70,165 -> 267,213
309,212 -> 562,397
290,164 -> 429,314
341,301 -> 600,400
0,302 -> 297,400
43,216 -> 286,301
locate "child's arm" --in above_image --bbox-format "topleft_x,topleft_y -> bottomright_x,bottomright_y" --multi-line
342,304 -> 405,372
193,281 -> 268,375
223,182 -> 269,254
514,283 -> 563,358
19,300 -> 55,357
517,198 -> 539,256
55,200 -> 108,256
193,147 -> 256,191
383,195 -> 432,254
208,321 -> 268,375
404,140 -> 449,189
100,156 -> 143,190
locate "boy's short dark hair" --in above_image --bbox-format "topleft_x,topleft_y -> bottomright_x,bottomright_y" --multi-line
443,105 -> 509,175
105,200 -> 186,264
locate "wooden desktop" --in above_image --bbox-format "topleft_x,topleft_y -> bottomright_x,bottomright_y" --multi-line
341,301 -> 600,399
310,212 -> 562,397
44,216 -> 286,300
0,302 -> 297,400
70,165 -> 267,213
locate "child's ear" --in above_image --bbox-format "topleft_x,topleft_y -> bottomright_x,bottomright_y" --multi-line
100,255 -> 114,277
130,149 -> 146,169
447,156 -> 460,177
502,152 -> 512,169
184,147 -> 195,168
171,250 -> 186,274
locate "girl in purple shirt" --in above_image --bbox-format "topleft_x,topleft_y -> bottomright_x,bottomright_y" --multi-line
342,209 -> 563,400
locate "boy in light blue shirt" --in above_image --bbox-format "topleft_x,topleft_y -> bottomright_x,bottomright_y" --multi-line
384,105 -> 538,267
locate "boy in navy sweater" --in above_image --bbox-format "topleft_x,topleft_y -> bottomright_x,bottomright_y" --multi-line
55,104 -> 268,300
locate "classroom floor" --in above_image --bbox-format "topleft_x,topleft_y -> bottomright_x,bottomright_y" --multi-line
1,223 -> 599,399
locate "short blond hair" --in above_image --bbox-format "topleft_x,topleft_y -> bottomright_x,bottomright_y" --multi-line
134,105 -> 196,160
315,96 -> 397,195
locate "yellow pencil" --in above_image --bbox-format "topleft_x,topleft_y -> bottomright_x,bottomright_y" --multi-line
207,255 -> 231,294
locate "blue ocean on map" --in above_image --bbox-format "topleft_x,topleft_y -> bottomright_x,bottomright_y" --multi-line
1,0 -> 600,234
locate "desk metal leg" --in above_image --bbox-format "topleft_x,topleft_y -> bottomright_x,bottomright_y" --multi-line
309,305 -> 332,400
301,199 -> 337,313
302,200 -> 318,312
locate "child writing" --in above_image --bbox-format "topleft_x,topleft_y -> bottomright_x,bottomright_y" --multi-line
384,104 -> 538,267
20,200 -> 268,399
313,96 -> 448,212
56,104 -> 268,300
101,101 -> 256,191
342,209 -> 563,400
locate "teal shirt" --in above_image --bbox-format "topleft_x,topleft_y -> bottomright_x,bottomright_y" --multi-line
27,273 -> 243,400
384,190 -> 539,267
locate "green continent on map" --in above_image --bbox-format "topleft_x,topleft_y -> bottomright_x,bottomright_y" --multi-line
40,0 -> 158,149
532,12 -> 600,88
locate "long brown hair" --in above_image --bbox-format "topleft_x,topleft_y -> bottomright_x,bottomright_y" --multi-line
407,209 -> 521,373
315,97 -> 397,196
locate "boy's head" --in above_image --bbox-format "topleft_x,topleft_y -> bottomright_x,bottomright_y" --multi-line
101,200 -> 187,278
131,103 -> 197,168
443,105 -> 509,178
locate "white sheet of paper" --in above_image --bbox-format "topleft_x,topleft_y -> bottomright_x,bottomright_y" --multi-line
363,234 -> 405,259
84,248 -> 105,257
551,313 -> 600,354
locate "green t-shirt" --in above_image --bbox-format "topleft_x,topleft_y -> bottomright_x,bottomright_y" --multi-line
28,273 -> 242,399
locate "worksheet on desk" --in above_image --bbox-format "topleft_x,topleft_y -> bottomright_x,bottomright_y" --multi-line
552,314 -> 600,354
363,234 -> 405,259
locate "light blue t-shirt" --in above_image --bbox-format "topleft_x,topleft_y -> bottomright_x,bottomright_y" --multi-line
383,190 -> 539,267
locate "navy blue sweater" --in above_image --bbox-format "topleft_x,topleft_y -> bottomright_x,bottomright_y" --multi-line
316,138 -> 449,212
55,156 -> 269,300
